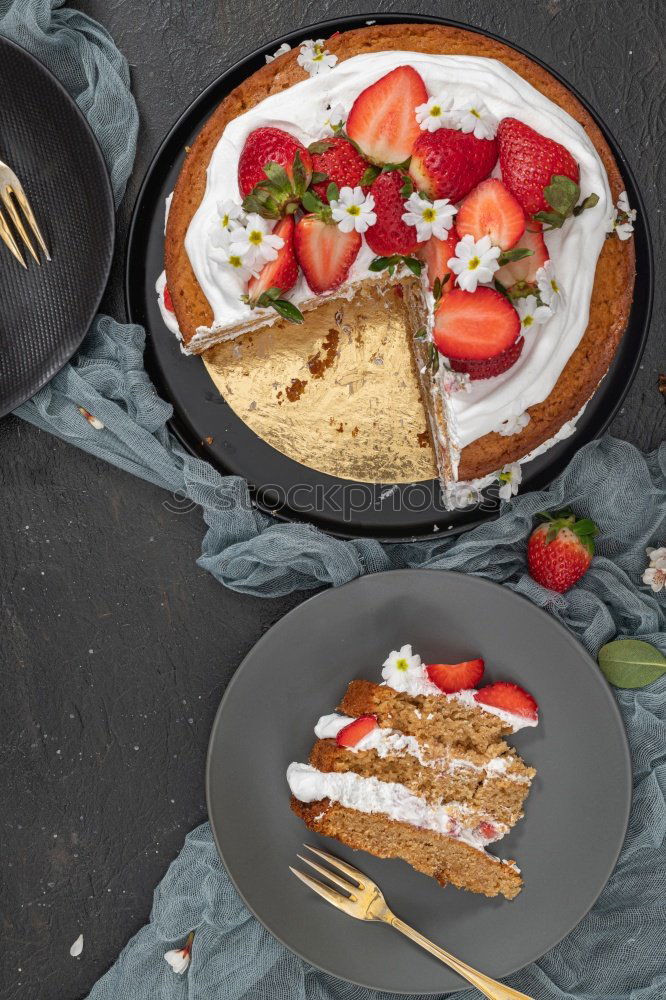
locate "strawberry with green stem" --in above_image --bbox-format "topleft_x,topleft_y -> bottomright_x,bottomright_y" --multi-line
527,508 -> 598,593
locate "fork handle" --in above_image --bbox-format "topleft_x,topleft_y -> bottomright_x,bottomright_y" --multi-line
389,916 -> 534,1000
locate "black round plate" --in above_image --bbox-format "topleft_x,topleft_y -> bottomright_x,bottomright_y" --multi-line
0,36 -> 115,417
126,14 -> 653,541
206,570 -> 631,994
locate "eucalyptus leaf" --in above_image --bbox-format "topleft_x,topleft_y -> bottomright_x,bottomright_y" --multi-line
598,639 -> 666,689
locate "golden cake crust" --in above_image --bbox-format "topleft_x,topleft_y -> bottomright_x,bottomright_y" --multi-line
165,22 -> 635,481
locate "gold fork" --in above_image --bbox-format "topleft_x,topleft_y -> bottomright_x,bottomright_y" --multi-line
291,845 -> 534,1000
0,160 -> 50,267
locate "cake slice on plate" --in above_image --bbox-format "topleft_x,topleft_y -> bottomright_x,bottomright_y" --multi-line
287,645 -> 538,900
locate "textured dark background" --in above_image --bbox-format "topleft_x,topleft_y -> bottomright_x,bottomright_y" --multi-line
1,2 -> 664,998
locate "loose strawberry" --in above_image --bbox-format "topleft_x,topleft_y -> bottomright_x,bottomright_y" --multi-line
247,216 -> 298,301
295,214 -> 361,294
456,179 -> 525,251
497,118 -> 579,216
409,129 -> 498,204
449,337 -> 524,380
310,138 -> 372,203
336,715 -> 378,748
365,171 -> 419,256
346,66 -> 427,166
426,658 -> 485,693
495,221 -> 548,287
527,509 -> 598,593
238,127 -> 312,217
418,228 -> 458,291
433,286 -> 520,361
474,682 -> 538,721
163,285 -> 174,312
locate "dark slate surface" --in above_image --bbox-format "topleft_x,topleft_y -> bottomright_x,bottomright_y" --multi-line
1,2 -> 664,998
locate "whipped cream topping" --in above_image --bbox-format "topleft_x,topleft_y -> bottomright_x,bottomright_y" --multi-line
286,763 -> 503,852
315,712 -> 530,781
183,50 -> 611,450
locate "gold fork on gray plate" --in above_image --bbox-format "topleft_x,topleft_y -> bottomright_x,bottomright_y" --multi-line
291,845 -> 534,1000
0,160 -> 50,267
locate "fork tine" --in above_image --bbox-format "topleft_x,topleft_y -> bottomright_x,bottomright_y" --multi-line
0,207 -> 26,267
304,844 -> 366,887
5,178 -> 50,261
289,866 -> 351,910
1,187 -> 39,263
296,854 -> 356,896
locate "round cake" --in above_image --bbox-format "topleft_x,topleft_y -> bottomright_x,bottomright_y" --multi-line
160,22 -> 636,503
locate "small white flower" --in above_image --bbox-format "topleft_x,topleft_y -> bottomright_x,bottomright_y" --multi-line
321,102 -> 346,137
217,199 -> 244,232
402,192 -> 457,242
440,368 -> 472,394
607,190 -> 637,240
297,39 -> 337,76
330,186 -> 376,234
536,260 -> 565,311
497,411 -> 531,436
456,93 -> 498,141
517,294 -> 553,330
265,42 -> 291,63
643,566 -> 666,593
617,190 -> 635,216
77,407 -> 104,430
382,644 -> 424,691
448,234 -> 500,292
229,214 -> 284,270
415,94 -> 457,132
70,934 -> 84,958
445,483 -> 481,509
164,933 -> 194,975
210,242 -> 254,281
646,546 -> 666,570
497,463 -> 522,501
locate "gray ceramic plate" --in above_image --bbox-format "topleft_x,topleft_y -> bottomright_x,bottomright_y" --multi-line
206,570 -> 631,994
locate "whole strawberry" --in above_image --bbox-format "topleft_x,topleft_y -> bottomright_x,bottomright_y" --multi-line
527,509 -> 598,593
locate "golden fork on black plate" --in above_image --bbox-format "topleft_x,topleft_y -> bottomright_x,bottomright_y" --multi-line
0,160 -> 50,267
291,844 -> 534,1000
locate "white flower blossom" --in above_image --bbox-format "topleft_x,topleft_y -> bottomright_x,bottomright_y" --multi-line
646,546 -> 666,569
643,546 -> 666,591
265,42 -> 291,63
517,294 -> 553,330
229,214 -> 284,270
381,644 -> 437,693
164,933 -> 194,975
330,186 -> 376,234
497,463 -> 522,501
402,192 -> 457,242
448,234 -> 500,292
297,39 -> 337,76
497,411 -> 531,437
607,189 -> 637,240
321,102 -> 346,137
456,93 -> 498,141
217,199 -> 244,233
536,260 -> 565,311
209,241 -> 254,281
70,934 -> 84,958
415,94 -> 457,132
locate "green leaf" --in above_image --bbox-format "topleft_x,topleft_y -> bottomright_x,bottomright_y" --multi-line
414,327 -> 427,339
308,140 -> 333,155
369,255 -> 400,272
433,277 -> 442,303
598,639 -> 666,689
360,164 -> 381,186
532,210 -> 565,230
271,299 -> 305,324
263,161 -> 291,191
428,343 -> 440,373
573,192 -> 600,216
291,151 -> 306,196
497,247 -> 534,266
301,190 -> 323,213
543,174 -> 580,217
310,171 -> 328,184
402,256 -> 423,276
400,175 -> 414,198
326,181 -> 340,203
381,157 -> 412,173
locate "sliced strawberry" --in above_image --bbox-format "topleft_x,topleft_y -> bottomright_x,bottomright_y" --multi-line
474,682 -> 538,721
426,658 -> 485,693
456,179 -> 525,251
433,287 -> 520,361
311,138 -> 371,203
409,129 -> 498,204
336,714 -> 378,748
238,127 -> 312,215
163,285 -> 174,312
294,215 -> 361,294
449,337 -> 524,381
495,221 -> 548,286
418,228 -> 458,291
247,216 -> 298,301
346,66 -> 427,165
497,118 -> 579,216
364,171 -> 419,256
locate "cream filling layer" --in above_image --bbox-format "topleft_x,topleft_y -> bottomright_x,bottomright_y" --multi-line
184,49 -> 611,450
